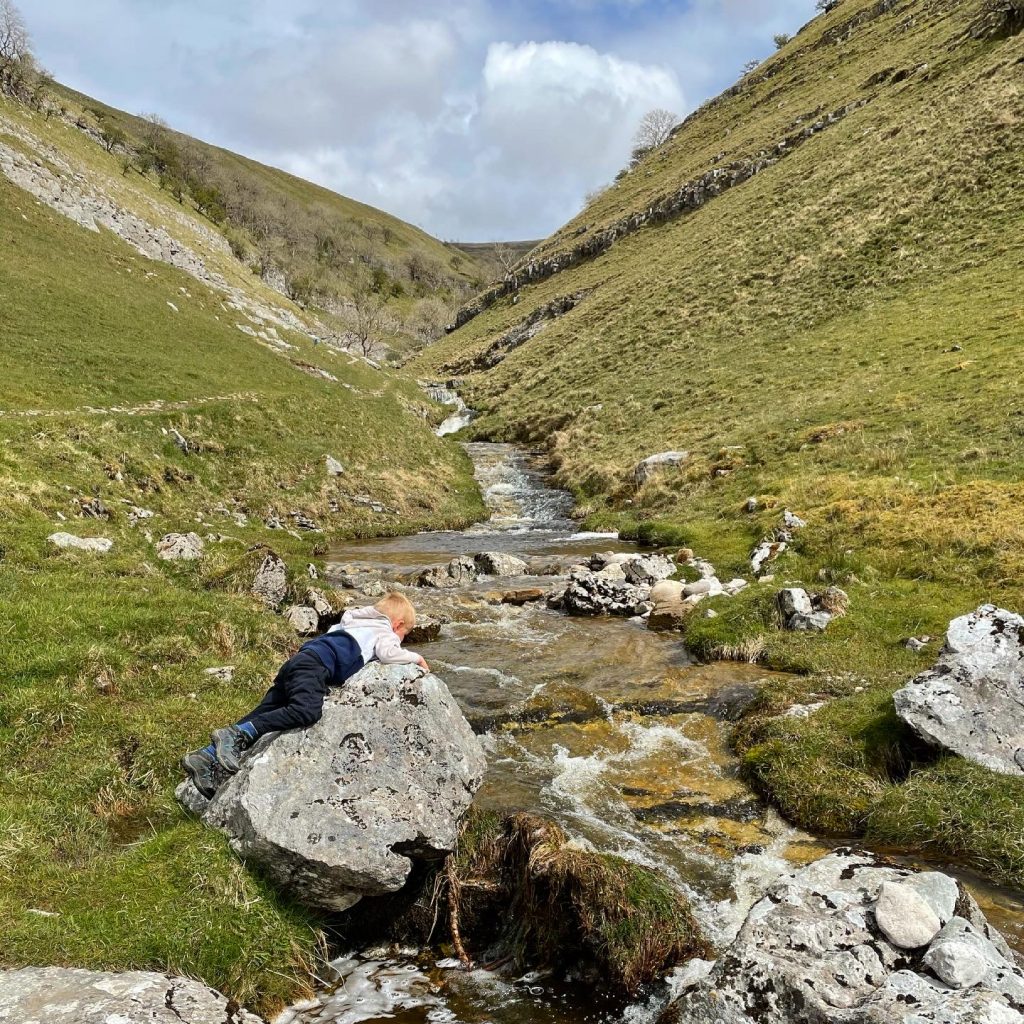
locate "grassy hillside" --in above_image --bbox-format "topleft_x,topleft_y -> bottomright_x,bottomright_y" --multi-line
415,0 -> 1024,886
50,83 -> 491,358
0,89 -> 484,1014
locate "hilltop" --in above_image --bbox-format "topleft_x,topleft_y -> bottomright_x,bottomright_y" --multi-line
415,0 -> 1024,886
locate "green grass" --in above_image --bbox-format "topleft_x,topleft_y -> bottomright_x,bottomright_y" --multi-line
0,116 -> 485,1014
413,0 -> 1024,890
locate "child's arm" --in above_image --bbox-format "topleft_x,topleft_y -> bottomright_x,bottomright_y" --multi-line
374,632 -> 428,671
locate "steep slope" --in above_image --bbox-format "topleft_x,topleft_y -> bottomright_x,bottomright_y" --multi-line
51,83 -> 492,356
415,0 -> 1024,884
0,90 -> 484,1013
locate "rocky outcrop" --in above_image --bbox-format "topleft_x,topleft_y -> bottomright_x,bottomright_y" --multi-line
155,532 -> 205,561
180,663 -> 485,912
0,967 -> 265,1023
448,100 -> 868,333
776,586 -> 847,632
894,605 -> 1024,776
442,291 -> 591,373
556,562 -> 653,617
672,850 -> 1023,1024
47,532 -> 113,553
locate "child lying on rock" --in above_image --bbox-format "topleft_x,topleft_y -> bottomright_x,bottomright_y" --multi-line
182,592 -> 429,797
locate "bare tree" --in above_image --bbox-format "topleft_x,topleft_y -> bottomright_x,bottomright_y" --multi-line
0,0 -> 33,97
633,108 -> 679,152
349,283 -> 390,358
492,242 -> 519,277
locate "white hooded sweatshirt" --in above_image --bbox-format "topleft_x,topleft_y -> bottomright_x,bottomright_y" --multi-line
327,606 -> 421,667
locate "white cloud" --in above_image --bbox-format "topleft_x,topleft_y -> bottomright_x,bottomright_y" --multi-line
25,0 -> 817,239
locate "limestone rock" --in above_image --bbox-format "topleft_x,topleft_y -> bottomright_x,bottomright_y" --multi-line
777,587 -> 813,618
284,605 -> 320,635
684,578 -> 723,598
751,538 -> 786,574
650,580 -> 685,604
633,450 -> 689,485
203,665 -> 235,682
47,532 -> 113,553
623,554 -> 675,586
893,605 -> 1024,776
562,565 -> 651,617
325,455 -> 345,476
155,532 -> 205,561
406,617 -> 444,644
904,871 -> 959,926
924,937 -> 990,990
484,587 -> 546,606
672,850 -> 1024,1024
252,552 -> 288,609
647,601 -> 690,631
788,610 -> 833,632
474,551 -> 529,577
0,966 -> 265,1023
198,662 -> 485,911
418,556 -> 478,588
875,880 -> 941,948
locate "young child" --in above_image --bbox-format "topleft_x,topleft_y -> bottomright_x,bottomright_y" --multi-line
182,592 -> 429,797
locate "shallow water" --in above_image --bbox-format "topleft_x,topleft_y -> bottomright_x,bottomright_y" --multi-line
304,442 -> 1023,1024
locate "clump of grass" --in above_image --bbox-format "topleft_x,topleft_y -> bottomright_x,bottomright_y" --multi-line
435,811 -> 710,997
867,758 -> 1024,889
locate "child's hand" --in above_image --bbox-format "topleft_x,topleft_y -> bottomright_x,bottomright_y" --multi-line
416,656 -> 430,672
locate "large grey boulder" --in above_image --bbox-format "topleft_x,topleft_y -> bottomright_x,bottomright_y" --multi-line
0,967 -> 265,1023
417,555 -> 478,589
673,850 -> 1023,1024
474,551 -> 529,577
183,663 -> 485,912
893,605 -> 1024,776
622,553 -> 675,586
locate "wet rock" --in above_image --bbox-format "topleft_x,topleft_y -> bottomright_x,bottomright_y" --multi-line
418,555 -> 478,588
155,532 -> 205,561
325,455 -> 345,476
562,565 -> 651,617
407,617 -> 444,644
485,588 -> 546,606
672,850 -> 1024,1024
191,663 -> 485,911
875,880 -> 941,948
474,551 -> 528,577
648,601 -> 689,631
893,605 -> 1024,776
588,551 -> 635,570
285,605 -> 320,635
252,552 -> 288,609
623,554 -> 675,586
47,532 -> 113,553
0,966 -> 265,1023
633,450 -> 690,486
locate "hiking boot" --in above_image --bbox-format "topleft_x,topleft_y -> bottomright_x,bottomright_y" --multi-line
181,748 -> 218,798
212,724 -> 255,773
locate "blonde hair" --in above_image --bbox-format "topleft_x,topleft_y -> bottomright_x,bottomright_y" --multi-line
375,592 -> 416,629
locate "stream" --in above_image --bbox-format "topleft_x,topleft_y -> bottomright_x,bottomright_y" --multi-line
285,440 -> 1024,1024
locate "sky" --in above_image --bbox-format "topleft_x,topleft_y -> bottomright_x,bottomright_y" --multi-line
26,0 -> 816,241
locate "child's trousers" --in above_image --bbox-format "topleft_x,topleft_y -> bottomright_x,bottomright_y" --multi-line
238,651 -> 332,737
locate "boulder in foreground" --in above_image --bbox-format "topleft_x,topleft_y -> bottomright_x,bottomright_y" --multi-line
179,663 -> 486,912
0,967 -> 265,1023
671,850 -> 1023,1024
894,604 -> 1024,776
